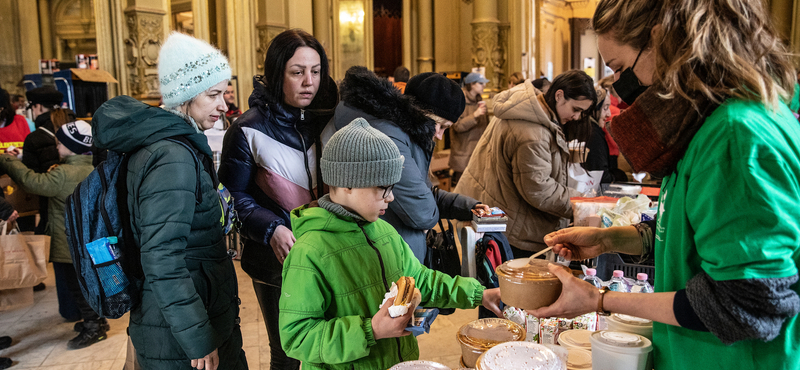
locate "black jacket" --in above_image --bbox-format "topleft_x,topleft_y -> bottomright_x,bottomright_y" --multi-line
218,75 -> 338,285
584,119 -> 614,184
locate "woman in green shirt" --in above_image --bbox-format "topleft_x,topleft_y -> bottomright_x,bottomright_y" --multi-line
530,1 -> 800,369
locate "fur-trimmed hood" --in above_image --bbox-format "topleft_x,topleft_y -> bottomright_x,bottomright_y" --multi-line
338,66 -> 435,151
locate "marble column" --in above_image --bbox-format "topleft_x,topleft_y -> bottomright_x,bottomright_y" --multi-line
312,0 -> 333,65
38,0 -> 53,59
225,0 -> 257,110
472,0 -> 500,89
417,0 -> 434,73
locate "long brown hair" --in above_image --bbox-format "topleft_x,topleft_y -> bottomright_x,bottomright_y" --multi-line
592,0 -> 796,110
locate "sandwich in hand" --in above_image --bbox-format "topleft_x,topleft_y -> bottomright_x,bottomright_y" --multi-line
381,276 -> 422,318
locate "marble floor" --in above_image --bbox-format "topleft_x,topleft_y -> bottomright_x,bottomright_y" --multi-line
0,261 -> 480,369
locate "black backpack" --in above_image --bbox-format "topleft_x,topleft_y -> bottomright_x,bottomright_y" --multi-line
65,136 -> 215,318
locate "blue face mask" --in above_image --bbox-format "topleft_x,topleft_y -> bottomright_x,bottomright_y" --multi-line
612,47 -> 649,105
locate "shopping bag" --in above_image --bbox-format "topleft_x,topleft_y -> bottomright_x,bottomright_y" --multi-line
0,287 -> 34,311
567,163 -> 603,196
0,224 -> 51,290
424,219 -> 461,315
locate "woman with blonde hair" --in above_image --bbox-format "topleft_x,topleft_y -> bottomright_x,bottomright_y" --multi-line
532,1 -> 800,369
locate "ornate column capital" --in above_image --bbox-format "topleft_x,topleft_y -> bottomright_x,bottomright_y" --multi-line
256,23 -> 289,71
123,7 -> 167,101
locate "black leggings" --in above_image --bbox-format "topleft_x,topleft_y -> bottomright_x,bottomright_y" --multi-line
252,281 -> 300,370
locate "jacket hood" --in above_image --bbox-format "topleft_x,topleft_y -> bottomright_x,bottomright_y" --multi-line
493,79 -> 556,130
338,66 -> 435,152
248,74 -> 339,137
291,203 -> 361,239
92,95 -> 211,155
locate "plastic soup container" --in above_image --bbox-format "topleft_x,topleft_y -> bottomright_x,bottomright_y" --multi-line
456,318 -> 525,368
590,331 -> 652,370
605,314 -> 653,342
496,258 -> 570,310
475,341 -> 565,370
389,360 -> 451,369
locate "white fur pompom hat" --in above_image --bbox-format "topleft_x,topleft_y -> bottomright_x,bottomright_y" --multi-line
158,32 -> 231,108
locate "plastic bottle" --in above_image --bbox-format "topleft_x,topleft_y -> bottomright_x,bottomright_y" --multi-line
582,268 -> 603,288
630,273 -> 654,293
607,270 -> 629,292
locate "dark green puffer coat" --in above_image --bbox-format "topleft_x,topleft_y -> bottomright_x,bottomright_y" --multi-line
93,95 -> 246,369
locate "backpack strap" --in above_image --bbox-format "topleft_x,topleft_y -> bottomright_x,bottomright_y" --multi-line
116,151 -> 145,281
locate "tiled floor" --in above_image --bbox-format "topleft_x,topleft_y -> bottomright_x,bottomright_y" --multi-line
0,261 -> 480,369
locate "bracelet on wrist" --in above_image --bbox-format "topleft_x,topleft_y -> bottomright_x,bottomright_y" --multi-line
597,286 -> 611,316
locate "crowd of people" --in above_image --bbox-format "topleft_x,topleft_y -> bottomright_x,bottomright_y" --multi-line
0,0 -> 798,369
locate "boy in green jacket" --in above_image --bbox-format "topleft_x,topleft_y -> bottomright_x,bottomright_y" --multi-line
279,118 -> 503,369
0,121 -> 109,350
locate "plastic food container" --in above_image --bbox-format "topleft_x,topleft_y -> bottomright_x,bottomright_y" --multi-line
605,314 -> 653,341
390,360 -> 451,369
496,258 -> 569,310
457,318 -> 525,368
475,341 -> 565,370
566,348 -> 592,370
558,329 -> 593,351
590,331 -> 652,370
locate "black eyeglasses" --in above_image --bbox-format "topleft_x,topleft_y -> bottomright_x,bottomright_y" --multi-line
377,184 -> 395,199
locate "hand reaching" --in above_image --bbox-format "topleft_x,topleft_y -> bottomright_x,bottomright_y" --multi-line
544,227 -> 612,261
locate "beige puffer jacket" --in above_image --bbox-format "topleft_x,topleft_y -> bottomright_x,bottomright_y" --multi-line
454,80 -> 581,251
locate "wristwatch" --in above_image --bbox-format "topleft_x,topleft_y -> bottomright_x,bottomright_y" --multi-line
597,286 -> 611,316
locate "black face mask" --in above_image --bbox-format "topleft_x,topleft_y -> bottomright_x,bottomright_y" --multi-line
612,47 -> 649,105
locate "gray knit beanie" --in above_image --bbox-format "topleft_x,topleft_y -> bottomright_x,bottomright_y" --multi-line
321,118 -> 404,188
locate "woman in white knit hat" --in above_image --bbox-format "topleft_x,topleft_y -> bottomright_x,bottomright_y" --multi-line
92,32 -> 246,369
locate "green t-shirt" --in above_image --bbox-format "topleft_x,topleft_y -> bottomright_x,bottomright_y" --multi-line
654,98 -> 800,370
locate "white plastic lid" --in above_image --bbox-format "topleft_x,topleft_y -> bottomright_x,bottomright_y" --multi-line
389,360 -> 450,369
479,341 -> 564,370
557,329 -> 593,350
566,348 -> 593,370
611,314 -> 652,327
636,273 -> 648,281
612,270 -> 624,278
590,331 -> 652,355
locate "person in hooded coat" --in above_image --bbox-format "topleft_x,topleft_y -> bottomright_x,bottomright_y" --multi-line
92,32 -> 246,370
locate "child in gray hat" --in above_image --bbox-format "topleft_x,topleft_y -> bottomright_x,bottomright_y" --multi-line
279,117 -> 502,369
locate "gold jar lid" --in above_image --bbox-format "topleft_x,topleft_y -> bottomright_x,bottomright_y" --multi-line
496,258 -> 567,281
456,318 -> 525,350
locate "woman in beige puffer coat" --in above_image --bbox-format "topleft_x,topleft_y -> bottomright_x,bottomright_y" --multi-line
454,70 -> 596,256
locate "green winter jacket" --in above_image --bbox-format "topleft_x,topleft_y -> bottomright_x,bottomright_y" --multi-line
0,154 -> 93,263
280,201 -> 485,370
93,95 -> 246,369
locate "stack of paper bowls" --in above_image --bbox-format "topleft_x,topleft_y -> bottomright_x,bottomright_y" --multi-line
605,314 -> 653,341
474,341 -> 565,370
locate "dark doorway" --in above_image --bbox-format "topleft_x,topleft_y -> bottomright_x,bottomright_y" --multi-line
373,0 -> 402,78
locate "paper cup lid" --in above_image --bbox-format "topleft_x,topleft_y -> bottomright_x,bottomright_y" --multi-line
566,348 -> 593,370
611,314 -> 652,326
479,341 -> 564,370
389,360 -> 451,369
593,331 -> 651,348
557,329 -> 593,349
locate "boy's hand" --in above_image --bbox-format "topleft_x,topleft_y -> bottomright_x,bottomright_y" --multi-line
271,225 -> 296,264
371,299 -> 412,341
482,288 -> 503,317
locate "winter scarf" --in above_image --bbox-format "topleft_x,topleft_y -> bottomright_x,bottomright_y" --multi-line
609,86 -> 719,178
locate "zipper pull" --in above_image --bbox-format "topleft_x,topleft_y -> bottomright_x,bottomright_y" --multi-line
300,109 -> 305,120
